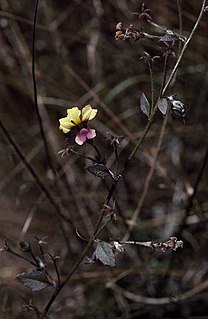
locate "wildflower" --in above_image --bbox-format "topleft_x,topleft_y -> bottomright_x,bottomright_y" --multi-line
59,104 -> 97,145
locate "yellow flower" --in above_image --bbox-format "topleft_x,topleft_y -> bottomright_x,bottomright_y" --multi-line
59,104 -> 97,134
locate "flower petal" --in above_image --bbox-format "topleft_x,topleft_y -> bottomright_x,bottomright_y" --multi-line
82,104 -> 97,122
67,107 -> 82,125
75,128 -> 88,145
86,128 -> 96,139
59,107 -> 82,133
88,109 -> 97,120
59,117 -> 74,133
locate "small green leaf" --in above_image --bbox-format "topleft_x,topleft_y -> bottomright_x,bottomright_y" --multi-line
157,98 -> 168,115
140,93 -> 150,117
16,270 -> 50,292
94,241 -> 116,267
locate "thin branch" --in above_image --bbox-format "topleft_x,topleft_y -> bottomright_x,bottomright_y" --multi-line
177,0 -> 183,55
32,0 -> 55,176
64,146 -> 98,163
32,1 -> 72,243
147,59 -> 154,112
147,19 -> 186,41
159,53 -> 169,98
162,0 -> 206,96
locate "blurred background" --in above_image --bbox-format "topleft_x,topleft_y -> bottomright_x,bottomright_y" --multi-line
0,0 -> 208,318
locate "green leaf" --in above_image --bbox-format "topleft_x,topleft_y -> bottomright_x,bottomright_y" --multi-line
157,98 -> 168,115
140,93 -> 150,117
94,241 -> 116,267
16,270 -> 50,292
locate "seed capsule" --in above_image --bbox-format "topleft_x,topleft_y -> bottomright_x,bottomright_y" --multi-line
168,95 -> 186,124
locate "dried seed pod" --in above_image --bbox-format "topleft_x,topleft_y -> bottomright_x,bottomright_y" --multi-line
168,95 -> 187,124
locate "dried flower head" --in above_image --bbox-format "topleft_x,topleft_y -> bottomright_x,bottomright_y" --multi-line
115,22 -> 143,41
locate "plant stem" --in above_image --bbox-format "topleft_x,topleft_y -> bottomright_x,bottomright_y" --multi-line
159,53 -> 169,98
148,60 -> 154,112
32,0 -> 55,178
40,207 -> 106,318
162,0 -> 206,96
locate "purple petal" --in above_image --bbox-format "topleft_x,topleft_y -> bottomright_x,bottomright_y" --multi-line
75,128 -> 96,145
75,128 -> 87,145
86,128 -> 96,139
